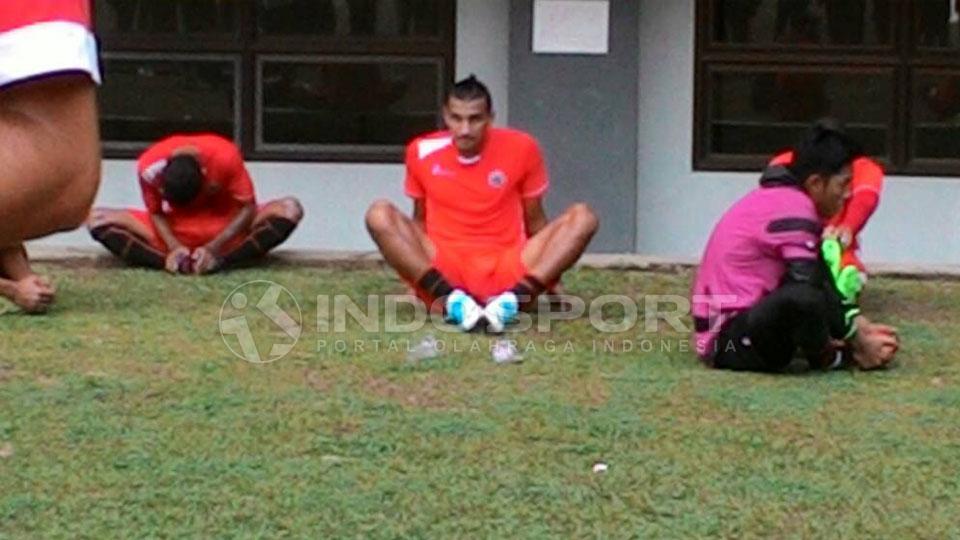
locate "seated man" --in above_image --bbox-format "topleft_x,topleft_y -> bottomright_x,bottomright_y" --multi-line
691,124 -> 899,373
365,75 -> 598,332
769,119 -> 884,274
88,133 -> 303,274
1,0 -> 102,312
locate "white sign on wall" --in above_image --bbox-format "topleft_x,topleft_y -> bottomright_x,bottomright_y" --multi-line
532,0 -> 610,55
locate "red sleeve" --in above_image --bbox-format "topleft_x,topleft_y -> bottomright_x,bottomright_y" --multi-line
520,139 -> 549,199
137,146 -> 167,214
769,150 -> 794,166
210,138 -> 255,204
139,177 -> 162,214
403,142 -> 425,198
840,158 -> 883,234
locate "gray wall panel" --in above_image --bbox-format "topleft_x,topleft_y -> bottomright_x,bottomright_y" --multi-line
509,0 -> 639,252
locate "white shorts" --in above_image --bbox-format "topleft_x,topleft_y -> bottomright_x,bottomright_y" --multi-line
0,1 -> 100,89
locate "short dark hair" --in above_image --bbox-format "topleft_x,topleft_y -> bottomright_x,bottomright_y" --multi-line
162,154 -> 203,206
788,119 -> 863,182
445,74 -> 493,113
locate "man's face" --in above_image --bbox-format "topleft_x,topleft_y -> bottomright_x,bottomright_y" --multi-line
442,97 -> 492,158
806,165 -> 852,218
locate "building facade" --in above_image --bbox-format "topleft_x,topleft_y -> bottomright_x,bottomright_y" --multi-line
35,0 -> 960,266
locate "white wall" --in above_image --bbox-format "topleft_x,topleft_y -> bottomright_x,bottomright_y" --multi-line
637,0 -> 960,266
31,1 -> 512,252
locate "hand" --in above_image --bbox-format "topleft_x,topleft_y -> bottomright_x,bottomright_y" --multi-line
823,225 -> 853,249
12,275 -> 56,314
851,320 -> 899,370
164,246 -> 192,274
192,246 -> 222,275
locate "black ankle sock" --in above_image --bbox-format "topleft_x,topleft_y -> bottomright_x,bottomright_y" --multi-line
417,268 -> 453,301
90,225 -> 165,269
221,217 -> 298,269
510,275 -> 547,305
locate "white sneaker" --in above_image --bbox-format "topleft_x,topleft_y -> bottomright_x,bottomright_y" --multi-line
483,292 -> 519,334
444,289 -> 483,331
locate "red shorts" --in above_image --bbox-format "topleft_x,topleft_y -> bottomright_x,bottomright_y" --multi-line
413,242 -> 529,305
130,209 -> 248,254
0,1 -> 101,89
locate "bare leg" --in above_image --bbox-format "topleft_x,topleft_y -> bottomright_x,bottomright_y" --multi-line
250,197 -> 304,228
521,203 -> 599,285
88,208 -> 156,240
0,75 -> 101,246
86,208 -> 167,269
364,199 -> 436,281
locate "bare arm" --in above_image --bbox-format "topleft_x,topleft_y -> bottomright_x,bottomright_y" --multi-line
150,213 -> 184,252
412,198 -> 427,230
522,197 -> 549,238
205,203 -> 256,252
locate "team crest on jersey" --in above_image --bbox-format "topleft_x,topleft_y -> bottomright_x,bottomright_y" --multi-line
488,169 -> 507,188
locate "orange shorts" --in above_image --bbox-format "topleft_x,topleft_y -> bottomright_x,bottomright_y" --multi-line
413,243 -> 529,305
129,209 -> 248,254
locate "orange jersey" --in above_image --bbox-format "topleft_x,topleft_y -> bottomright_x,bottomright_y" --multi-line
405,127 -> 549,249
138,133 -> 255,217
0,0 -> 91,31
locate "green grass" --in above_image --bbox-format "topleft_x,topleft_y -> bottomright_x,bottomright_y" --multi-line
2,265 -> 960,538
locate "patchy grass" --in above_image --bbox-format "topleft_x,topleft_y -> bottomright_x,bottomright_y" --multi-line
1,265 -> 959,538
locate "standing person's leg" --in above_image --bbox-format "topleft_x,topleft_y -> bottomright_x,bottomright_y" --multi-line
0,76 -> 100,246
0,245 -> 54,313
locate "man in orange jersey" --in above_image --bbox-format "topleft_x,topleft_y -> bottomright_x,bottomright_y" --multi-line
87,134 -> 303,274
365,75 -> 599,332
0,0 -> 101,313
769,120 -> 883,275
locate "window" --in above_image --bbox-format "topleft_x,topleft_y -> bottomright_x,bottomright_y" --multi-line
96,1 -> 456,162
696,0 -> 960,176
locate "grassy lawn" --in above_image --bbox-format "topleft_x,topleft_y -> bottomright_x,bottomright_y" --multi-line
2,264 -> 959,538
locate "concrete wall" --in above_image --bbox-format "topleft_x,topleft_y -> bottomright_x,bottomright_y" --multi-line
31,1 -> 513,252
637,0 -> 960,266
508,0 -> 639,252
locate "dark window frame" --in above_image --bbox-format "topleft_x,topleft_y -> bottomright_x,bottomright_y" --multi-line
695,0 -> 960,176
97,1 -> 456,163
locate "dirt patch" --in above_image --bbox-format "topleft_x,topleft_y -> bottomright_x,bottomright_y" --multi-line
573,377 -> 611,407
363,374 -> 452,409
304,368 -> 335,393
0,364 -> 12,384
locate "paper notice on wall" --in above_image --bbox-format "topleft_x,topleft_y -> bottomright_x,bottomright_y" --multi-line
532,0 -> 609,55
